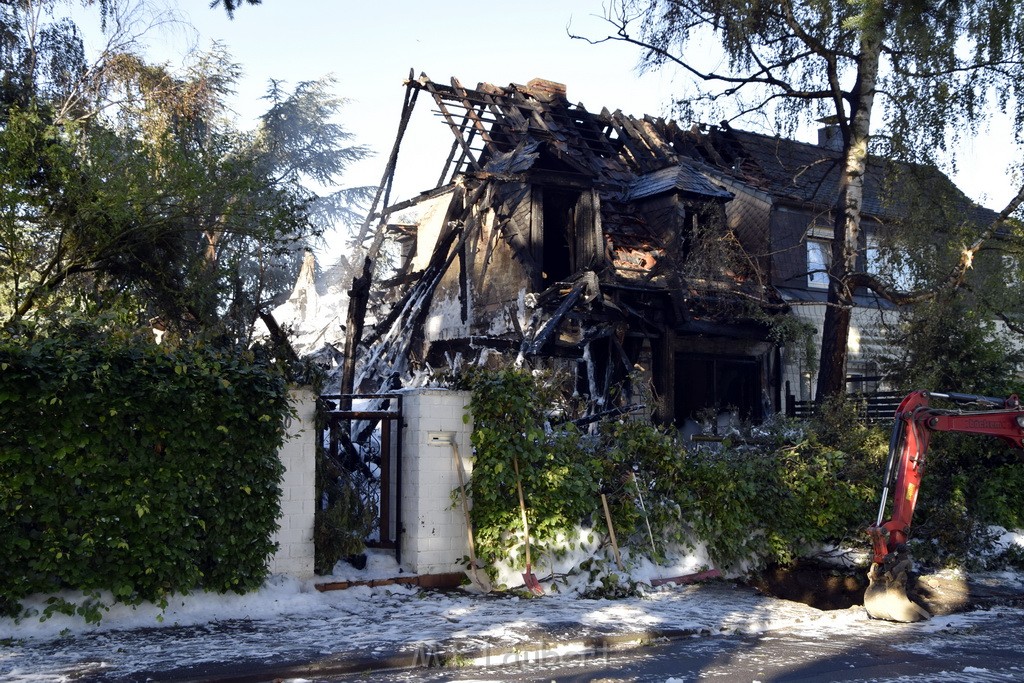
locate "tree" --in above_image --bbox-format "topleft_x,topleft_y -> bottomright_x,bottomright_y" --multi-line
882,295 -> 1023,396
209,0 -> 262,19
584,0 -> 1024,399
0,0 -> 371,341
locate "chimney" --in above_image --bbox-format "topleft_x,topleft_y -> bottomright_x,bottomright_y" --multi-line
525,78 -> 567,102
817,125 -> 844,152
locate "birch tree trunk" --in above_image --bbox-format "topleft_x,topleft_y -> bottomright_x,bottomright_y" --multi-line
815,3 -> 885,401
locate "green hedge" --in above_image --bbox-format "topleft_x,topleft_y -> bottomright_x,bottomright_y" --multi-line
458,368 -> 885,579
0,326 -> 290,619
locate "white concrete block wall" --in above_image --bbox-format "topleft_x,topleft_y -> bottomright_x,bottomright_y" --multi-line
400,388 -> 474,576
268,387 -> 317,578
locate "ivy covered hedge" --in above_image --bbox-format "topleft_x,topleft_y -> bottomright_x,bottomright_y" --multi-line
458,368 -> 891,579
0,324 -> 291,619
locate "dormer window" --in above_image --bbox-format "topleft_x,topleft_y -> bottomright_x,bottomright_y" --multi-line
532,186 -> 602,288
804,224 -> 833,289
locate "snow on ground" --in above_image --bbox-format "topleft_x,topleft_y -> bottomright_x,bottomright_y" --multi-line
3,541 -> 1023,682
0,547 -> 844,681
0,575 -> 862,682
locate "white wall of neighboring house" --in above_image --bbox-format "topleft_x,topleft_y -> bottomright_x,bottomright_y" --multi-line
413,190 -> 456,272
784,304 -> 897,402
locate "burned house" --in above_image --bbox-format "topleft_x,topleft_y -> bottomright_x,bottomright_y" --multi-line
351,76 -> 788,429
665,124 -> 1001,403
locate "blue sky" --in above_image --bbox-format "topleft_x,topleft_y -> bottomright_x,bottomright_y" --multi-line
155,2 -> 677,197
89,1 -> 1021,253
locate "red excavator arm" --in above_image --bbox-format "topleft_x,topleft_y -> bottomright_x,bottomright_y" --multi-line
865,390 -> 1024,622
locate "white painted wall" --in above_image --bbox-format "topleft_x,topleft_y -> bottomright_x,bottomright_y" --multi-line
268,387 -> 317,578
783,303 -> 898,402
268,387 -> 475,580
413,190 -> 456,271
399,388 -> 474,576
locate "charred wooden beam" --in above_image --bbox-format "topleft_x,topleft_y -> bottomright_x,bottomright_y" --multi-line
355,181 -> 491,391
558,403 -> 645,427
257,309 -> 300,364
339,257 -> 372,409
438,116 -> 472,187
420,77 -> 482,172
339,72 -> 421,400
522,279 -> 587,356
451,76 -> 501,159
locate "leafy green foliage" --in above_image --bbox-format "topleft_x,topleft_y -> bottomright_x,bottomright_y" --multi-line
459,369 -> 886,578
975,463 -> 1024,530
0,321 -> 290,618
882,296 -> 1024,396
661,425 -> 880,570
458,368 -> 598,573
460,369 -> 1020,580
0,3 -> 371,342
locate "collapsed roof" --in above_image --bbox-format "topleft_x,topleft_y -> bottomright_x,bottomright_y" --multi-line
339,75 -> 789,396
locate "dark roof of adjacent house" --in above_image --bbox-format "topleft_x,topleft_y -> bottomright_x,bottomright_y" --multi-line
670,124 -> 999,228
408,75 -> 997,231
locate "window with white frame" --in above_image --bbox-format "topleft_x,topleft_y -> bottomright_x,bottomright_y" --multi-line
866,235 -> 915,291
866,235 -> 881,275
806,239 -> 830,288
1003,254 -> 1021,282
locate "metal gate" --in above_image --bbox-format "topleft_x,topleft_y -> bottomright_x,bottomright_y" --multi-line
317,393 -> 403,562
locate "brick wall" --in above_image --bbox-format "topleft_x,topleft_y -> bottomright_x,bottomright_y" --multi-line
268,387 -> 317,578
400,388 -> 473,575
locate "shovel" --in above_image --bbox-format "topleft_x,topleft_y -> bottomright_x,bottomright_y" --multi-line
512,453 -> 544,595
600,490 -> 624,571
450,441 -> 492,593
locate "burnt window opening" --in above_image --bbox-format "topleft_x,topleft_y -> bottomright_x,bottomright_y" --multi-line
674,354 -> 763,427
532,186 -> 604,290
541,187 -> 580,287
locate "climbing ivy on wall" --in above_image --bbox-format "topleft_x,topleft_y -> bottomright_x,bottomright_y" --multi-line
0,322 -> 291,620
460,368 -> 597,571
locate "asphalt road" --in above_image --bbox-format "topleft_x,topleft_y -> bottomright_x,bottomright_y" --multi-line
331,607 -> 1024,682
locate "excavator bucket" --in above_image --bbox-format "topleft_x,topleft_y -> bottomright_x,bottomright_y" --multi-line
864,562 -> 930,622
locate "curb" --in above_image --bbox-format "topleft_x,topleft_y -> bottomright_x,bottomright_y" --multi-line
150,627 -> 708,682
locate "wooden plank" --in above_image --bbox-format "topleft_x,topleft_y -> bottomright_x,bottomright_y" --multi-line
421,79 -> 481,171
613,114 -> 663,171
574,188 -> 603,270
573,102 -> 618,157
529,185 -> 544,285
438,117 -> 471,186
607,111 -> 649,170
451,76 -> 501,159
524,280 -> 587,355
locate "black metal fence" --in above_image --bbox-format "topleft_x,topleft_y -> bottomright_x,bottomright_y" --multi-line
317,393 -> 403,561
785,390 -> 904,422
785,377 -> 904,423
